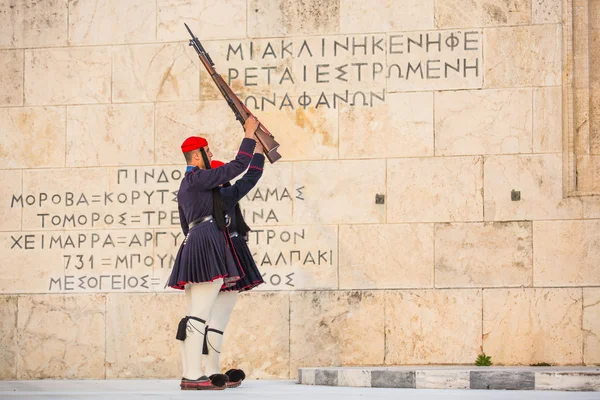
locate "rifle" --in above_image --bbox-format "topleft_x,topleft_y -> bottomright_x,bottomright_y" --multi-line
184,23 -> 282,164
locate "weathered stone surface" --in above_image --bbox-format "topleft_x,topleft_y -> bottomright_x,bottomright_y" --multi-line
470,371 -> 535,390
248,0 -> 339,37
534,221 -> 600,286
339,224 -> 434,289
584,288 -> 600,364
484,155 -> 583,221
112,43 -> 199,103
301,368 -> 315,384
371,370 -> 416,388
0,0 -> 68,48
315,370 -> 339,386
0,296 -> 17,379
290,291 -> 385,376
24,48 -> 111,105
387,157 -> 483,223
435,0 -> 531,28
340,92 -> 433,158
0,107 -> 66,169
416,370 -> 470,389
576,156 -> 600,193
68,0 -> 156,45
536,372 -> 600,391
0,170 -> 22,231
533,87 -> 562,153
293,160 -> 386,224
386,30 -> 483,92
248,225 -> 338,291
106,293 -> 184,378
221,292 -> 290,379
484,25 -> 561,88
158,0 -> 246,41
532,0 -> 562,24
255,107 -> 338,161
155,100 -> 245,165
0,50 -> 23,105
66,104 -> 154,167
435,222 -> 533,288
583,196 -> 600,218
483,289 -> 583,365
435,89 -> 532,155
341,0 -> 433,32
338,369 -> 371,387
385,290 -> 482,364
0,232 -> 65,293
17,295 -> 105,379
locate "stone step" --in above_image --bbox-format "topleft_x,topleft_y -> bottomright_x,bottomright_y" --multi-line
298,366 -> 600,391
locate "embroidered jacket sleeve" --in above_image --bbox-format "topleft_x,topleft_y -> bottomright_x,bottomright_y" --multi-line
178,204 -> 189,236
188,138 -> 256,190
220,153 -> 265,209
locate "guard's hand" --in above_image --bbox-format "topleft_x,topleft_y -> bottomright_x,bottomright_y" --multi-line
244,116 -> 259,138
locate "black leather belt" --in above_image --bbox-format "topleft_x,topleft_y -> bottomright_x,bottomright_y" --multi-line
188,215 -> 213,230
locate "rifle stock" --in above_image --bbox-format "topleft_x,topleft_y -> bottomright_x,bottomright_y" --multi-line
184,23 -> 281,163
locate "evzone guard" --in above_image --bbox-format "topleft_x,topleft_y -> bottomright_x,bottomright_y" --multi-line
168,116 -> 263,390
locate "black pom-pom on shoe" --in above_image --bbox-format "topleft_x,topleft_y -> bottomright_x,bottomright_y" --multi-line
208,373 -> 229,388
225,369 -> 246,382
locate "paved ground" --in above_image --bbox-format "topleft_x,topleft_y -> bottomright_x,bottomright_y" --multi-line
1,380 -> 599,400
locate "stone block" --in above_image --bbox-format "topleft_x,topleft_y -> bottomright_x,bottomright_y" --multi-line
435,89 -> 532,155
435,222 -> 533,288
340,0 -> 434,33
157,0 -> 246,41
0,296 -> 17,379
534,221 -> 600,286
106,293 -> 184,378
338,369 -> 371,387
416,370 -> 470,389
470,371 -> 535,390
220,292 -> 290,379
0,50 -> 23,105
68,0 -> 156,45
533,87 -> 562,153
339,224 -> 434,289
340,92 -> 433,158
576,156 -> 600,193
293,160 -> 386,224
290,291 -> 385,376
0,0 -> 68,48
483,288 -> 583,365
315,370 -> 339,386
387,157 -> 483,223
17,295 -> 105,379
536,372 -> 600,391
436,0 -> 531,28
66,104 -> 154,167
371,370 -> 416,388
584,288 -> 600,364
0,170 -> 22,231
386,30 -> 483,92
385,290 -> 482,364
0,107 -> 66,169
532,0 -> 562,24
248,0 -> 339,37
112,43 -> 199,103
583,197 -> 600,218
484,25 -> 561,88
484,155 -> 583,221
24,48 -> 111,105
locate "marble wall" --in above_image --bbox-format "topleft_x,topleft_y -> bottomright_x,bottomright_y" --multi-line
0,0 -> 599,380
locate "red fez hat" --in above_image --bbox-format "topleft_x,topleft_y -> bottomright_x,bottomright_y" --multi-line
181,136 -> 208,153
210,160 -> 225,169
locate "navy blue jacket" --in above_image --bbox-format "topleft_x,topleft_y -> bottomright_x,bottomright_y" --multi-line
177,138 -> 256,236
